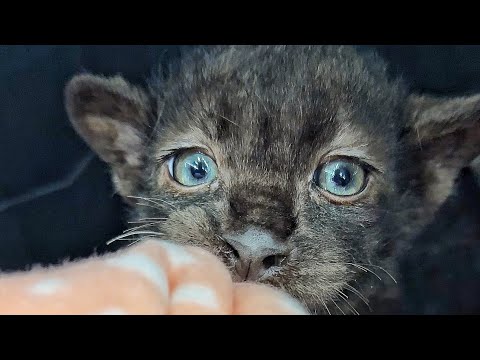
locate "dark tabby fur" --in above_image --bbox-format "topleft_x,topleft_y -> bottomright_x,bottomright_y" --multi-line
64,46 -> 480,314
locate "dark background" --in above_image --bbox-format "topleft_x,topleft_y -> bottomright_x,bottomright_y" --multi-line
1,45 -> 479,313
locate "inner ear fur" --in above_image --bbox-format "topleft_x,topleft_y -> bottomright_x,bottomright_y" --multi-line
403,92 -> 480,210
64,73 -> 155,200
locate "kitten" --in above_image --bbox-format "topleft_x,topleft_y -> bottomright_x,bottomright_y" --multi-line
64,45 -> 480,314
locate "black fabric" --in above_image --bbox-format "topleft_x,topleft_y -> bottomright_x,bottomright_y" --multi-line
398,165 -> 480,314
0,45 -> 479,313
0,45 -> 181,271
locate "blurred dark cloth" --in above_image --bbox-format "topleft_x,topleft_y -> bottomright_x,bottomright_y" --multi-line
0,45 -> 181,271
398,160 -> 480,314
0,46 -> 479,315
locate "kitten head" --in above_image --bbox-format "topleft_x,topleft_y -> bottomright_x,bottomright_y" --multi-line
64,45 -> 480,314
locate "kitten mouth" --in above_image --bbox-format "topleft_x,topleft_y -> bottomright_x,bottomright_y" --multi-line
226,256 -> 286,283
228,263 -> 285,283
229,268 -> 283,283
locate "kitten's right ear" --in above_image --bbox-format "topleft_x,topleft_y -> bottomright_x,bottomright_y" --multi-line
65,74 -> 155,201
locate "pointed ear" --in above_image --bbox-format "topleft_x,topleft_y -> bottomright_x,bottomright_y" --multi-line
64,74 -> 155,200
403,92 -> 480,210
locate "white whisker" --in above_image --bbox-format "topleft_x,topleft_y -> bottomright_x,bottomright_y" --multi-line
122,222 -> 158,233
346,263 -> 382,281
334,288 -> 360,315
217,114 -> 239,127
127,196 -> 177,209
344,284 -> 372,311
361,264 -> 397,284
332,298 -> 346,315
126,239 -> 143,247
128,217 -> 168,223
320,299 -> 331,315
148,197 -> 178,209
337,289 -> 349,300
106,231 -> 165,245
133,202 -> 164,211
344,298 -> 360,315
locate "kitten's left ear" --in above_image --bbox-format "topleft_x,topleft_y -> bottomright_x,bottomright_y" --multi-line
403,92 -> 480,209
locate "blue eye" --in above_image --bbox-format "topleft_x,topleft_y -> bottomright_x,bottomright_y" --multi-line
314,159 -> 366,196
169,151 -> 218,187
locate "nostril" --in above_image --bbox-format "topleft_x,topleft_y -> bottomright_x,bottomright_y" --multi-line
225,243 -> 239,259
263,255 -> 276,269
262,255 -> 287,269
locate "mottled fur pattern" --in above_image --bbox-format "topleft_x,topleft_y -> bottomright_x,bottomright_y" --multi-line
65,45 -> 480,314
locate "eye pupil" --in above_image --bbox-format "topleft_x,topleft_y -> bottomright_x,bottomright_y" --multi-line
190,159 -> 208,179
315,159 -> 366,197
171,151 -> 218,187
332,167 -> 351,187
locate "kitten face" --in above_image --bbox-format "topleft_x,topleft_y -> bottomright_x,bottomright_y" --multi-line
65,45 -> 480,314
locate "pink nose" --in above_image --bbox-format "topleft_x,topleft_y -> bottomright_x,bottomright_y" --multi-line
223,227 -> 290,281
